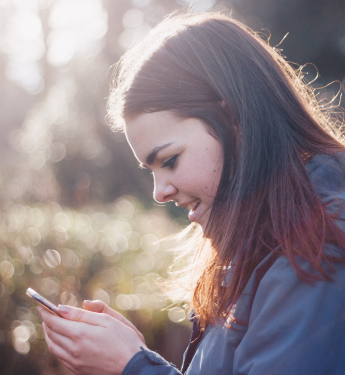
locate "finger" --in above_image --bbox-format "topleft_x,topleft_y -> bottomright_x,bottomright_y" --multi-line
44,322 -> 74,350
39,306 -> 91,339
83,300 -> 125,320
83,299 -> 106,313
83,300 -> 146,343
43,323 -> 70,363
57,304 -> 110,327
44,323 -> 81,373
59,359 -> 76,374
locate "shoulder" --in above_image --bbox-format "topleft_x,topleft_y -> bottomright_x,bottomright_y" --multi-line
307,152 -> 345,197
307,151 -> 345,231
233,251 -> 345,374
252,251 -> 345,316
229,240 -> 345,332
230,153 -> 345,373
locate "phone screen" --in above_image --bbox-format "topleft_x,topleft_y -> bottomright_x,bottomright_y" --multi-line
26,288 -> 63,318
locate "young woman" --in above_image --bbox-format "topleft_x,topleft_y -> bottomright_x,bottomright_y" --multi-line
38,12 -> 345,375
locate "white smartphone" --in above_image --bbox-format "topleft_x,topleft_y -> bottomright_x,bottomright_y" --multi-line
26,288 -> 63,318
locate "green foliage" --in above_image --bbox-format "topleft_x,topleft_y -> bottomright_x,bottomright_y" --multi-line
0,196 -> 189,362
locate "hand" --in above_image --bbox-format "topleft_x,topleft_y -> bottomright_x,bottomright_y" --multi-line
82,300 -> 146,344
38,304 -> 145,375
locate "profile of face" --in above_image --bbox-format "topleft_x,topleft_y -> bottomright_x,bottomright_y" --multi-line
125,111 -> 223,231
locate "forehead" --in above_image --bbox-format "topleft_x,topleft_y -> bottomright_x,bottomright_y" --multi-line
125,111 -> 207,159
125,111 -> 180,146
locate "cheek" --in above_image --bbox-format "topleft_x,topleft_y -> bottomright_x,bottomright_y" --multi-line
178,145 -> 223,196
188,165 -> 222,198
204,173 -> 221,197
203,160 -> 223,197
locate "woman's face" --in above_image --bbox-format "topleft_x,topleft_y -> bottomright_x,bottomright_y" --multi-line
125,111 -> 223,231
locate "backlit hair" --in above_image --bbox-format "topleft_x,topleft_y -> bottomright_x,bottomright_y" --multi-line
108,12 -> 345,329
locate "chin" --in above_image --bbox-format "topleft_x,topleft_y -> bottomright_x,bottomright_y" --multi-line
191,211 -> 211,234
199,221 -> 207,234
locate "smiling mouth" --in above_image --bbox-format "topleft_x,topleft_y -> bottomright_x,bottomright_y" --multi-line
187,200 -> 200,214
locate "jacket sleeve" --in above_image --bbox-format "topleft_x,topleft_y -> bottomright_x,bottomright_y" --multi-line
122,347 -> 183,375
233,249 -> 345,375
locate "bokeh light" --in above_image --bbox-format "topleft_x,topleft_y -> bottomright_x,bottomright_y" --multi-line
0,0 -> 344,372
168,307 -> 186,323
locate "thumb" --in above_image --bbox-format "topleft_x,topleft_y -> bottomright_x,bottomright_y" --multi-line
82,300 -> 106,313
83,300 -> 131,321
57,304 -> 109,327
83,300 -> 146,344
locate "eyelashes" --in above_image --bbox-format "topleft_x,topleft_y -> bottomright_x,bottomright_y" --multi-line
161,154 -> 179,169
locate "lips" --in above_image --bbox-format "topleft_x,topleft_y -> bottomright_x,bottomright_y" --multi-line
176,200 -> 202,223
187,201 -> 201,222
186,200 -> 200,213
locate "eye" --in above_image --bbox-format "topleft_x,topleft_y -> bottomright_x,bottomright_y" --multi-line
161,154 -> 179,169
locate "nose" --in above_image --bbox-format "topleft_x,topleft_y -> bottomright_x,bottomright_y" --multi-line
153,175 -> 178,203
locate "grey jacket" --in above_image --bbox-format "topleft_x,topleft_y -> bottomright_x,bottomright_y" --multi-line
123,153 -> 345,375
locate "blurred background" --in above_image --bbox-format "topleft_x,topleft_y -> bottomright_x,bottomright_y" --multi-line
0,0 -> 344,373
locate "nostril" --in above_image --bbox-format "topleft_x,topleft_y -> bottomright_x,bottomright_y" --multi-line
154,183 -> 177,203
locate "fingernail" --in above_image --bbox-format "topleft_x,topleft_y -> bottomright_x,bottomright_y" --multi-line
58,305 -> 70,314
84,300 -> 91,303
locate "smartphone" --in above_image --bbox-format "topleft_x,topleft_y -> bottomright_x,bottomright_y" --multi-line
26,288 -> 63,318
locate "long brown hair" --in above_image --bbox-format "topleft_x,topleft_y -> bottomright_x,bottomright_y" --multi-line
108,12 -> 345,329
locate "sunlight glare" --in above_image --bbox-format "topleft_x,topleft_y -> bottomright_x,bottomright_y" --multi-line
47,0 -> 108,66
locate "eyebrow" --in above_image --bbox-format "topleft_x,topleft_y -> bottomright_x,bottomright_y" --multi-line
146,143 -> 173,165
